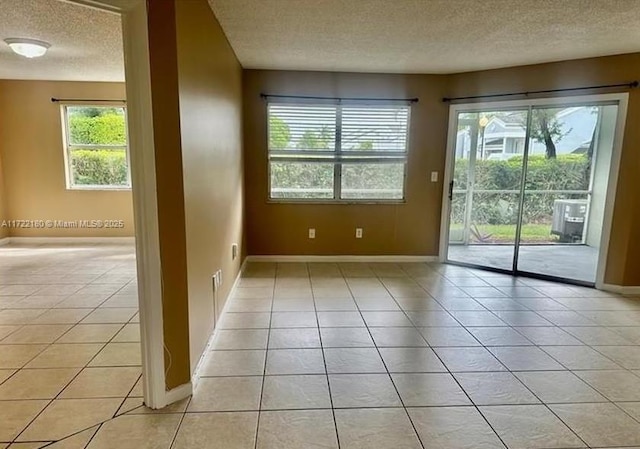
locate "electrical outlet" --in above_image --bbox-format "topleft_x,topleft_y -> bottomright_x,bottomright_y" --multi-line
232,243 -> 238,260
308,228 -> 316,239
213,270 -> 223,290
355,228 -> 363,239
431,171 -> 439,182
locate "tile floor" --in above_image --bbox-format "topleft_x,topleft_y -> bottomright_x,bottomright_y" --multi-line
0,243 -> 142,448
2,245 -> 640,448
197,261 -> 640,449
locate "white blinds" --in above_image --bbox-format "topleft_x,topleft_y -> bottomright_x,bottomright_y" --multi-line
267,101 -> 411,201
341,106 -> 410,152
268,103 -> 410,155
268,104 -> 337,151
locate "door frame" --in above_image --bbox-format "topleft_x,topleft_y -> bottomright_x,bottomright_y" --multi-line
438,93 -> 629,289
68,0 -> 170,408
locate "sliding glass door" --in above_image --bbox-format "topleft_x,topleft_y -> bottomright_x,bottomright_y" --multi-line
444,96 -> 625,286
447,109 -> 529,271
515,103 -> 620,283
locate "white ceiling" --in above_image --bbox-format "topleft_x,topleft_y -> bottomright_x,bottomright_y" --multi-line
208,0 -> 640,74
0,0 -> 124,82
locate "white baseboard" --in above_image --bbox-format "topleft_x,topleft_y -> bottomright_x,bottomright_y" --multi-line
600,283 -> 640,295
246,255 -> 439,263
190,257 -> 248,390
162,382 -> 193,407
5,236 -> 135,245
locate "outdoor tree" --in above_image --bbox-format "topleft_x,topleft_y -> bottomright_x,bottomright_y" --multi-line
297,126 -> 332,149
354,141 -> 373,150
529,109 -> 570,159
69,113 -> 126,145
268,115 -> 290,149
67,107 -> 128,186
268,125 -> 333,198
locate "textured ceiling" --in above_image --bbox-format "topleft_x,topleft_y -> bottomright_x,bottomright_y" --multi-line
208,0 -> 640,74
4,1 -> 639,82
0,0 -> 123,82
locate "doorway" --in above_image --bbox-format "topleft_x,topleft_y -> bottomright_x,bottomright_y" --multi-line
441,94 -> 628,286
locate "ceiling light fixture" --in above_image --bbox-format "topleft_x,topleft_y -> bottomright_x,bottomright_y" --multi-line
4,38 -> 51,58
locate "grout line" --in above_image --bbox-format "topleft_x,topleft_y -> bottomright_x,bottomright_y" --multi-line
407,266 -> 594,447
4,256 -> 640,448
384,263 -> 514,448
10,335 -> 134,446
136,399 -> 639,413
312,268 -> 341,449
78,422 -> 103,449
8,266 -> 138,444
341,262 -> 427,449
168,395 -> 192,449
409,264 -> 629,447
112,371 -> 145,418
252,262 -> 279,449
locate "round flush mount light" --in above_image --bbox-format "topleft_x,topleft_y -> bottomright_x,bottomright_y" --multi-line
4,38 -> 51,58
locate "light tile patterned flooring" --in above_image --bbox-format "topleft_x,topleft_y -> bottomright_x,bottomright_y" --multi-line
0,243 -> 142,448
2,245 -> 640,448
200,261 -> 640,449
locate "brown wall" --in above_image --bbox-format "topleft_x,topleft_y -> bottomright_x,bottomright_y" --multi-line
146,0 -> 245,389
243,71 -> 449,256
0,80 -> 134,237
243,53 -> 640,286
628,205 -> 640,285
175,0 -> 245,373
146,0 -> 191,390
447,53 -> 640,286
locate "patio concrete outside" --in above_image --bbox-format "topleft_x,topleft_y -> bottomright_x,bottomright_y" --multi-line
448,244 -> 598,284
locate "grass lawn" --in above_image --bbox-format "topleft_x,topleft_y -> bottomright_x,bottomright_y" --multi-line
450,223 -> 556,243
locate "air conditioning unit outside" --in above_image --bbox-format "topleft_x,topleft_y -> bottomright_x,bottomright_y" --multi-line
551,199 -> 588,242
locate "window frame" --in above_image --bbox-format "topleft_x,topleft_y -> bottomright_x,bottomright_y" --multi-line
60,103 -> 132,191
266,100 -> 411,204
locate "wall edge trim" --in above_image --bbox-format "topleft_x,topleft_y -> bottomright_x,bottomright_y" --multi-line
600,283 -> 640,295
164,382 -> 192,406
190,257 -> 248,390
246,255 -> 439,262
0,238 -> 10,246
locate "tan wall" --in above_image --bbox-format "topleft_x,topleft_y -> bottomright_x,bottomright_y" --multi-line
243,53 -> 640,285
0,80 -> 134,237
146,0 -> 245,388
447,53 -> 640,286
243,71 -> 449,256
175,0 -> 245,373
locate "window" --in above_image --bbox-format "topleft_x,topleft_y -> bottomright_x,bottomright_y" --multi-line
61,105 -> 130,189
268,102 -> 410,201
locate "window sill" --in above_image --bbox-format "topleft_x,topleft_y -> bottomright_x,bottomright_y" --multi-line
67,187 -> 132,192
267,199 -> 406,205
